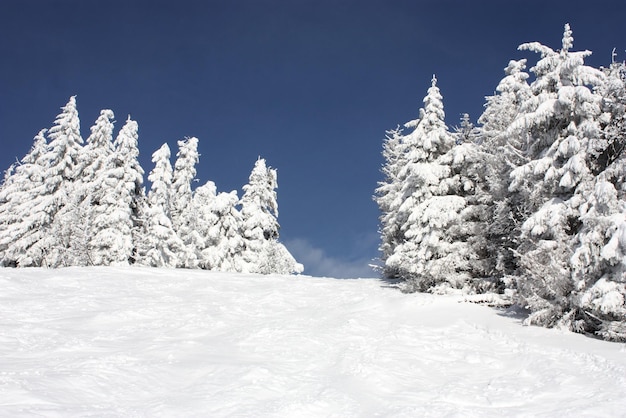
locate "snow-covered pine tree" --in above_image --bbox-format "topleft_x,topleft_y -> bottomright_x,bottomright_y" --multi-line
479,59 -> 532,147
241,158 -> 279,242
240,158 -> 302,274
0,130 -> 50,266
203,190 -> 247,272
477,58 -> 532,279
86,116 -> 146,266
374,126 -> 408,279
137,143 -> 187,267
189,180 -> 220,269
112,116 -> 147,265
171,137 -> 199,231
384,76 -> 469,292
506,24 -> 608,329
454,113 -> 480,144
31,96 -> 84,267
566,60 -> 626,341
171,137 -> 200,267
64,108 -> 116,266
447,114 -> 496,291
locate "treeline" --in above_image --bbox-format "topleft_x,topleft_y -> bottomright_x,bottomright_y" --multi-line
0,97 -> 302,274
375,25 -> 626,341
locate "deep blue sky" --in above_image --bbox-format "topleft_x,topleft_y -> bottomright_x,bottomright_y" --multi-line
1,0 -> 624,277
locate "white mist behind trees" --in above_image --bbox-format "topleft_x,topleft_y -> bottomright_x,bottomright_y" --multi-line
375,24 -> 626,341
0,98 -> 302,275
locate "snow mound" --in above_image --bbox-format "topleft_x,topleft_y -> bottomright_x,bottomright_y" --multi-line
0,267 -> 625,416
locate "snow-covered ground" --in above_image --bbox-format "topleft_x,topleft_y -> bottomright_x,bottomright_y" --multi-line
0,267 -> 625,417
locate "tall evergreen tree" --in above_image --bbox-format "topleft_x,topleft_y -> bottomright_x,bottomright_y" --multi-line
375,126 -> 408,279
190,180 -> 220,269
87,116 -> 145,265
33,96 -> 84,267
478,58 -> 533,278
68,108 -> 116,266
240,158 -> 302,274
112,116 -> 147,264
0,130 -> 50,266
171,137 -> 201,267
171,137 -> 199,231
137,143 -> 186,267
203,190 -> 247,272
382,76 -> 462,291
565,60 -> 626,340
505,24 -> 608,329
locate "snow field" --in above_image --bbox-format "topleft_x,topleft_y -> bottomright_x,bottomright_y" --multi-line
0,267 -> 625,417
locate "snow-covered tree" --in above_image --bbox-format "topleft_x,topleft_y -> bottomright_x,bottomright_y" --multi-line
112,116 -> 147,264
382,76 -> 464,291
505,24 -> 611,331
189,180 -> 220,269
137,143 -> 187,267
561,60 -> 626,341
240,158 -> 302,274
377,78 -> 497,293
241,158 -> 279,241
477,59 -> 533,278
453,113 -> 480,144
66,109 -> 117,266
87,116 -> 146,266
375,126 -> 408,278
202,190 -> 247,272
0,130 -> 50,266
170,137 -> 201,267
479,59 -> 532,147
81,109 -> 116,184
171,137 -> 199,231
31,96 -> 84,267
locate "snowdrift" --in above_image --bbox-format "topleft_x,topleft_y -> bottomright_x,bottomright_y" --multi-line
0,267 -> 625,416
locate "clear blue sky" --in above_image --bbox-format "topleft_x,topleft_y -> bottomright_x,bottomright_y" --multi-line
1,0 -> 624,277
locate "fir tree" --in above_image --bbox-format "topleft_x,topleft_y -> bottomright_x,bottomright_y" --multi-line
171,137 -> 200,267
383,76 -> 461,291
112,116 -> 147,264
506,24 -> 608,330
565,60 -> 626,340
171,137 -> 199,231
70,109 -> 116,265
0,130 -> 50,266
138,143 -> 186,267
203,190 -> 247,272
87,116 -> 145,265
478,59 -> 532,278
32,96 -> 84,267
240,158 -> 302,274
374,126 -> 408,279
190,180 -> 220,269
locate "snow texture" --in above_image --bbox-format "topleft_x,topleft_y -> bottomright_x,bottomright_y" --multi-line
0,267 -> 625,416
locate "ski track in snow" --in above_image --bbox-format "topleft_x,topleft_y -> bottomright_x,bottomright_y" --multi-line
0,267 -> 625,417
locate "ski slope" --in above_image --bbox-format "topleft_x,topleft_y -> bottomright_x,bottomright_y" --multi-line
0,267 -> 625,417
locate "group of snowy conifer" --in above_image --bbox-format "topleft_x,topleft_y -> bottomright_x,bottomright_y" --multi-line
375,24 -> 626,341
0,97 -> 303,275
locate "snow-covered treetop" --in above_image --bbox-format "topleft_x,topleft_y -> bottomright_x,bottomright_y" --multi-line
241,157 -> 280,240
148,143 -> 173,210
403,75 -> 452,157
82,109 -> 115,183
561,23 -> 573,54
518,24 -> 598,92
24,129 -> 48,166
86,109 -> 115,150
423,75 -> 446,123
114,116 -> 143,173
44,95 -> 84,183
